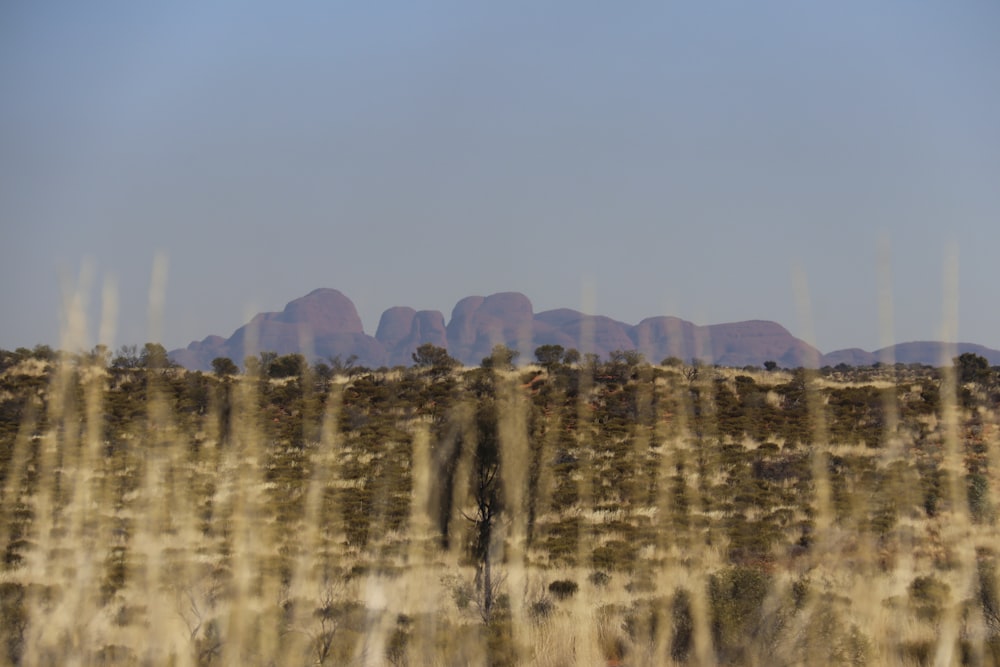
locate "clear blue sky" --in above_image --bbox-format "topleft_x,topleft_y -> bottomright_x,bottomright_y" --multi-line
3,2 -> 999,355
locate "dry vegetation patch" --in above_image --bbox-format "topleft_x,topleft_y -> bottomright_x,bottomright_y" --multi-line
0,351 -> 999,664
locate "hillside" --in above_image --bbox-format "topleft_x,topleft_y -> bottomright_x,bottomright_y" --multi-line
2,350 -> 1000,663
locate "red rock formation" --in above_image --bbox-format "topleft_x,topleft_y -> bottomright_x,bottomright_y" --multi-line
169,288 -> 996,371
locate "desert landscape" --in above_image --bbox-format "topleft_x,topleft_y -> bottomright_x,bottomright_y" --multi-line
2,328 -> 1000,665
5,3 -> 998,665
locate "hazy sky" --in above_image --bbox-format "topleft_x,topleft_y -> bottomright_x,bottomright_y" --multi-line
3,2 -> 999,355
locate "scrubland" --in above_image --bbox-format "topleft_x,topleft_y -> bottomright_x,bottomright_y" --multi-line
1,344 -> 999,666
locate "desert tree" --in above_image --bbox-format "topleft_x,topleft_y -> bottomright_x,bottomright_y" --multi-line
412,343 -> 458,377
605,349 -> 645,384
434,371 -> 506,622
481,344 -> 518,371
84,344 -> 111,368
211,357 -> 239,377
139,342 -> 172,369
111,344 -> 141,370
469,392 -> 504,621
327,353 -> 359,376
534,344 -> 565,370
268,353 -> 306,379
955,352 -> 991,385
257,351 -> 278,376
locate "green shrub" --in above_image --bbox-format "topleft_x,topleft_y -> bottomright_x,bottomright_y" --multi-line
709,567 -> 770,663
588,570 -> 611,587
529,598 -> 554,621
547,579 -> 579,600
968,472 -> 993,523
671,588 -> 694,662
592,540 -> 638,572
0,582 -> 25,665
908,575 -> 949,622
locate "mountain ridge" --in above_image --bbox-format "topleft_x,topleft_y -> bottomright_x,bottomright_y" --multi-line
168,288 -> 1000,370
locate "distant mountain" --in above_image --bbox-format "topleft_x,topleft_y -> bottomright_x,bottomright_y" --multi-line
447,293 -> 535,364
170,289 -> 388,370
375,307 -> 448,367
819,348 -> 877,367
822,342 -> 1000,367
168,288 -> 1000,370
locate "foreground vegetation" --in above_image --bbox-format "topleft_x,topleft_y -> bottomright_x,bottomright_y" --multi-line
2,342 -> 1000,665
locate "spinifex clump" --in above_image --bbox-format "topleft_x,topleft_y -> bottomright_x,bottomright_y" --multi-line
2,338 -> 1000,665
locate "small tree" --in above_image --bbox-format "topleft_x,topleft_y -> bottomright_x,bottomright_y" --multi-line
84,344 -> 111,367
412,343 -> 458,376
140,342 -> 172,369
269,353 -> 306,379
30,344 -> 55,362
0,349 -> 19,374
257,351 -> 278,377
606,349 -> 645,383
481,344 -> 519,371
470,399 -> 503,621
582,353 -> 602,378
955,352 -> 990,385
763,360 -> 778,372
243,356 -> 261,377
112,344 -> 141,370
211,357 -> 239,377
684,359 -> 703,382
312,361 -> 333,385
328,354 -> 359,376
534,344 -> 565,369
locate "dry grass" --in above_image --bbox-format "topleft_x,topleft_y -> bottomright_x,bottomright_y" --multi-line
3,293 -> 1000,666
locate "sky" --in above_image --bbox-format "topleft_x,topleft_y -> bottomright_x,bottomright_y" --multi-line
2,2 -> 999,356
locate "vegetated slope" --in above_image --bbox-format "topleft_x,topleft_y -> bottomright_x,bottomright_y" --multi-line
2,351 -> 1000,664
